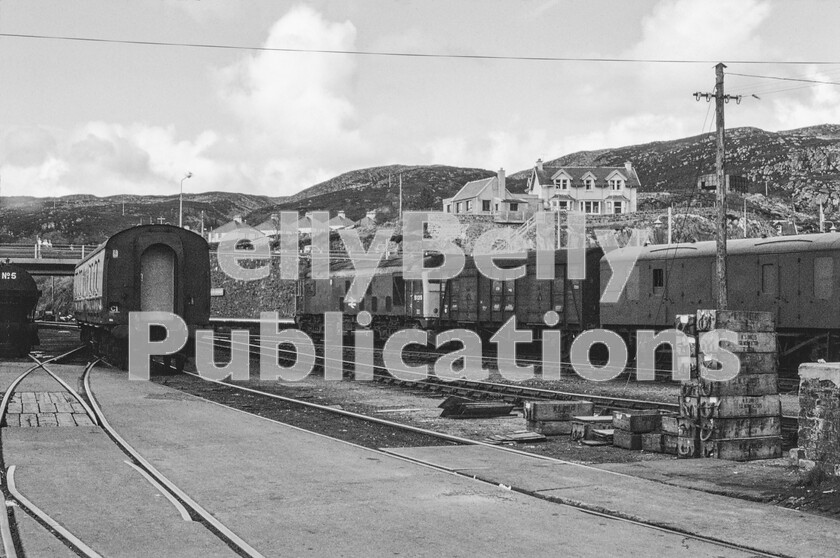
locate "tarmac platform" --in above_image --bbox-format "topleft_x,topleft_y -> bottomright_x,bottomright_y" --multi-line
0,360 -> 834,556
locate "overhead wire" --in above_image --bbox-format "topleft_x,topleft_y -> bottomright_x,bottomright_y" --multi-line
2,32 -> 840,66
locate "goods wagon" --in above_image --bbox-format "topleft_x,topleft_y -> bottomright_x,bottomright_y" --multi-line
600,233 -> 840,372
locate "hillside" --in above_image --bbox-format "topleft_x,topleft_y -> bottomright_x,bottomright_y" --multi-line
4,124 -> 840,244
0,192 -> 278,244
511,125 -> 840,214
246,165 -> 496,223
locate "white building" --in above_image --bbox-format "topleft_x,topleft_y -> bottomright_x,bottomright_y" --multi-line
526,160 -> 640,215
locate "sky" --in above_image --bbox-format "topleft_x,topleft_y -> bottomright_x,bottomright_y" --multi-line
1,0 -> 840,199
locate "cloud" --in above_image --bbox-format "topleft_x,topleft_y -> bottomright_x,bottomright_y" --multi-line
218,6 -> 363,154
0,122 -> 239,197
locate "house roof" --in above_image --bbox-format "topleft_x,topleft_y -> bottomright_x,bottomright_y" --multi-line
210,220 -> 251,235
447,176 -> 518,203
329,215 -> 355,228
533,165 -> 641,188
449,177 -> 495,202
255,219 -> 278,232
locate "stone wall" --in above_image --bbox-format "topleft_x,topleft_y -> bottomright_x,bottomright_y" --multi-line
209,252 -> 297,320
797,363 -> 840,474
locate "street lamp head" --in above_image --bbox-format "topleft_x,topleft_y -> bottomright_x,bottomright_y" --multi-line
185,171 -> 193,179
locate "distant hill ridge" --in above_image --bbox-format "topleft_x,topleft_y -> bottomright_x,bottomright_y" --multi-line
3,124 -> 840,243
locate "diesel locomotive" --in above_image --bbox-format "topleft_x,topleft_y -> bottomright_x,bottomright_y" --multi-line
73,224 -> 211,368
0,262 -> 40,357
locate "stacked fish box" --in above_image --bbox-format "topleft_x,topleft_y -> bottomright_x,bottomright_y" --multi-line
640,413 -> 683,455
681,310 -> 782,461
524,400 -> 594,436
612,410 -> 662,450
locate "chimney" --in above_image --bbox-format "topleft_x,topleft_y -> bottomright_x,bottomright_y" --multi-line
624,161 -> 633,174
497,168 -> 506,200
536,158 -> 543,171
338,210 -> 346,219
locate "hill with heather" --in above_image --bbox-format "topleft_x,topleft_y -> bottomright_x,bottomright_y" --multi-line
5,124 -> 840,244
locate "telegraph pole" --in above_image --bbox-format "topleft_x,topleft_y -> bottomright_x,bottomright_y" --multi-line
695,63 -> 741,310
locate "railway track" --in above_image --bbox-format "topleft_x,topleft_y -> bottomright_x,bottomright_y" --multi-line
203,331 -> 800,447
0,350 -> 264,558
150,357 -> 789,558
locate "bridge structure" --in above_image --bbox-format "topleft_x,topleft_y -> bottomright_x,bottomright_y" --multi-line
0,243 -> 98,276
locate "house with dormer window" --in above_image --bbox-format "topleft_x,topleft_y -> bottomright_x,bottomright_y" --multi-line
525,159 -> 640,215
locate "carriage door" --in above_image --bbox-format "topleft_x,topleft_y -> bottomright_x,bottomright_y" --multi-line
140,244 -> 176,313
757,255 -> 779,320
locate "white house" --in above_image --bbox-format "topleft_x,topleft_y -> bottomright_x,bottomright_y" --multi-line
526,160 -> 640,215
442,169 -> 540,223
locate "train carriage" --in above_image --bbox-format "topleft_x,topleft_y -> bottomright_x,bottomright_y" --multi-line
600,232 -> 840,374
74,224 -> 211,367
0,262 -> 40,357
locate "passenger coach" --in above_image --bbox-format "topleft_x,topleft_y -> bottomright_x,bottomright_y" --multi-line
74,224 -> 211,368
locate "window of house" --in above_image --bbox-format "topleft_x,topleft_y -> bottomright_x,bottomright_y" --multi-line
584,178 -> 594,190
583,201 -> 600,214
613,201 -> 623,214
456,202 -> 462,213
610,179 -> 623,190
653,268 -> 665,293
554,178 -> 570,190
466,200 -> 473,211
815,257 -> 833,300
761,263 -> 777,295
345,280 -> 351,293
495,203 -> 499,211
557,200 -> 568,211
509,203 -> 519,211
445,204 -> 451,213
482,200 -> 491,211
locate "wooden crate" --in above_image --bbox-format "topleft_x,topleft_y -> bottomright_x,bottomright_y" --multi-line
677,435 -> 699,458
700,416 -> 781,440
570,415 -> 614,441
699,395 -> 781,418
613,429 -> 643,450
642,432 -> 663,452
681,374 -> 779,397
612,410 -> 661,433
701,437 -> 783,461
523,400 -> 594,422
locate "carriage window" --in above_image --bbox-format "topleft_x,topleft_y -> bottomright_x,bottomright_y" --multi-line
371,297 -> 378,312
761,264 -> 777,295
339,297 -> 344,311
345,280 -> 351,294
815,257 -> 833,300
652,268 -> 665,293
385,296 -> 392,311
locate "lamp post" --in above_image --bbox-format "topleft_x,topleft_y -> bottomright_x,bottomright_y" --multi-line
179,171 -> 193,228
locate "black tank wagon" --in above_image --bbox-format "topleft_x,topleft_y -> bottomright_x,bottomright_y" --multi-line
73,225 -> 211,368
0,262 -> 40,357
